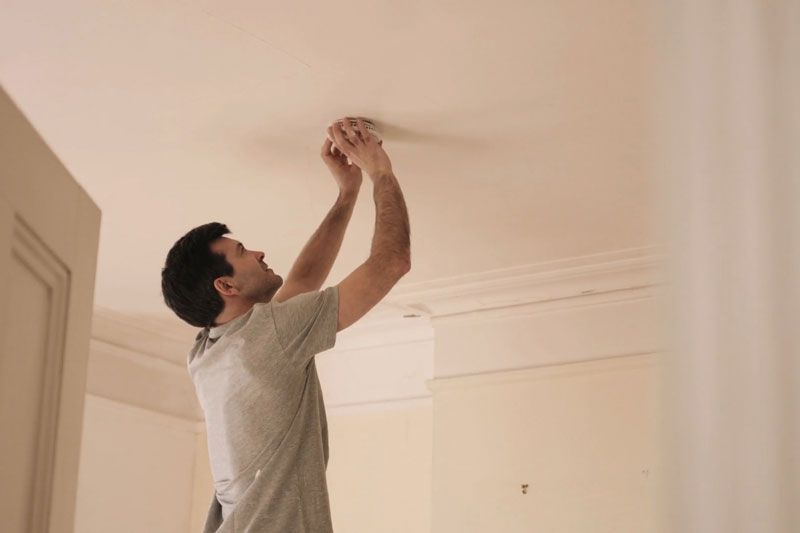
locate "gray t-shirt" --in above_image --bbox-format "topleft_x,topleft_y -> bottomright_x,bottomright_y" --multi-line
187,286 -> 339,532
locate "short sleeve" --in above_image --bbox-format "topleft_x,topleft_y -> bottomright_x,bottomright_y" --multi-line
270,286 -> 339,368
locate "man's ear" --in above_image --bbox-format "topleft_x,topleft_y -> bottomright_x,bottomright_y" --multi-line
214,277 -> 237,297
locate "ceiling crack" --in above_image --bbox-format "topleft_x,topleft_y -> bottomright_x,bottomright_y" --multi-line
196,7 -> 312,70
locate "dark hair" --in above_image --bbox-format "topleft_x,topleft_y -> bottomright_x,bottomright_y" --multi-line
161,222 -> 233,328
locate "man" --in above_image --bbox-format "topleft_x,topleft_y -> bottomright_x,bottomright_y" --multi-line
160,117 -> 411,532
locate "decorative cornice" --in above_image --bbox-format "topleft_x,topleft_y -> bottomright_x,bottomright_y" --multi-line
91,306 -> 195,366
426,351 -> 660,392
86,337 -> 204,422
388,245 -> 664,319
87,246 -> 663,420
326,395 -> 432,415
92,245 -> 663,361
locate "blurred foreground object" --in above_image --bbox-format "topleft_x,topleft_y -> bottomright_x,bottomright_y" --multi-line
652,1 -> 800,532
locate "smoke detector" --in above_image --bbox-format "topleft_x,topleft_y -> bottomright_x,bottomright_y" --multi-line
328,118 -> 382,143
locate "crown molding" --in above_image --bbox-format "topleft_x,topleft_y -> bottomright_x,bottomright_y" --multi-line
91,306 -> 195,365
326,395 -> 432,415
426,351 -> 661,392
85,246 -> 663,421
388,245 -> 665,319
92,245 -> 664,361
86,337 -> 204,422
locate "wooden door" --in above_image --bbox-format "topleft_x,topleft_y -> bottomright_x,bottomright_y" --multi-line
0,86 -> 101,532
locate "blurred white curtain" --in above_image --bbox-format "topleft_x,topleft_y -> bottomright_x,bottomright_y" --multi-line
652,1 -> 800,532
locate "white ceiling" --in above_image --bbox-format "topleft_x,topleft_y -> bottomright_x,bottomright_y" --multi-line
0,0 -> 656,328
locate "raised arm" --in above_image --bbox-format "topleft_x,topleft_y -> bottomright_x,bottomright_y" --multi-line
327,118 -> 411,331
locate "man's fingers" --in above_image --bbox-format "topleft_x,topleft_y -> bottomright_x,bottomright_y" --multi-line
327,126 -> 350,154
322,137 -> 340,158
355,118 -> 373,144
329,124 -> 355,153
340,117 -> 361,144
321,137 -> 333,157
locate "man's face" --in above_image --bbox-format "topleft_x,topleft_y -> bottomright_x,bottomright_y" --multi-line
210,236 -> 283,303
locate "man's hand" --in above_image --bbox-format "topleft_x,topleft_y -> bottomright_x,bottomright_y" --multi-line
321,137 -> 363,194
327,117 -> 393,180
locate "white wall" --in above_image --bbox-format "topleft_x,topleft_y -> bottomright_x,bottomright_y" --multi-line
191,431 -> 215,532
426,291 -> 663,532
73,395 -> 198,533
430,354 -> 662,532
326,400 -> 433,533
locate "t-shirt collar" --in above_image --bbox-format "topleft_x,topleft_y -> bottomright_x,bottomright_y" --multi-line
207,308 -> 253,340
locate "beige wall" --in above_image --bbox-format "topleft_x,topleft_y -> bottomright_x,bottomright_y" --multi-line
190,431 -> 215,532
74,395 -> 198,533
326,401 -> 433,533
430,355 -> 662,532
426,288 -> 663,532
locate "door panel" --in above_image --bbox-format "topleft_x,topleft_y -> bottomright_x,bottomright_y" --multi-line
0,86 -> 101,533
